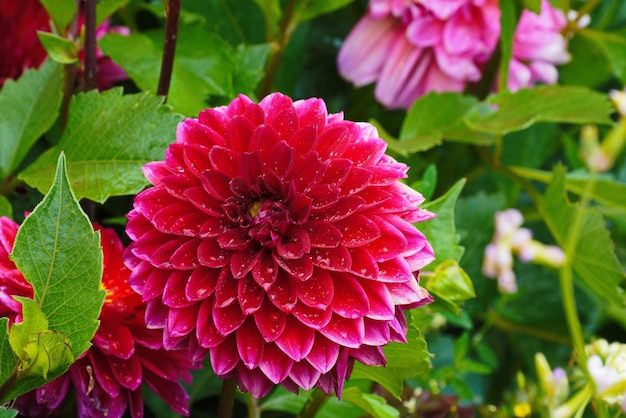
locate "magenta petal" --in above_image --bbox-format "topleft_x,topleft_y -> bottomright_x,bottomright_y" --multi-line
289,152 -> 324,190
275,316 -> 315,361
143,369 -> 191,416
289,361 -> 321,390
305,335 -> 339,374
340,166 -> 373,195
210,335 -> 240,375
198,239 -> 230,268
292,302 -> 332,329
185,267 -> 219,301
168,304 -> 199,337
275,254 -> 313,281
347,246 -> 379,280
254,302 -> 286,342
310,246 -> 351,271
350,345 -> 386,367
201,170 -> 232,202
334,214 -> 380,247
259,343 -> 294,383
267,106 -> 299,142
266,140 -> 295,178
289,124 -> 317,157
366,215 -> 407,261
238,274 -> 264,315
198,108 -> 229,140
107,354 -> 142,390
93,318 -> 135,359
297,268 -> 333,309
252,250 -> 279,289
183,143 -> 213,177
266,271 -> 298,312
214,269 -> 238,308
321,158 -> 352,185
277,227 -> 311,260
236,319 -> 266,369
236,365 -> 275,398
249,125 -> 279,158
387,277 -> 433,308
360,279 -> 395,320
197,299 -> 226,348
134,188 -> 176,221
89,350 -> 121,397
145,300 -> 168,328
319,195 -> 365,222
319,315 -> 364,348
170,239 -> 201,270
218,228 -> 251,250
377,256 -> 412,283
209,146 -> 241,178
184,186 -> 223,216
230,243 -> 261,278
303,220 -> 342,248
287,194 -> 312,225
199,217 -> 234,238
213,301 -> 246,335
362,318 -> 391,346
228,115 -> 256,153
330,273 -> 370,319
316,125 -> 351,160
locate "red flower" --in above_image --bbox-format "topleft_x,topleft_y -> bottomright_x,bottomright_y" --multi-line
125,93 -> 435,397
0,218 -> 195,417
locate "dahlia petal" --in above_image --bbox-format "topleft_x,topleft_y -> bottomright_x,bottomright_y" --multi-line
108,354 -> 142,390
339,166 -> 373,195
236,319 -> 266,369
170,239 -> 201,270
197,299 -> 227,348
315,373 -> 335,395
198,107 -> 229,137
266,270 -> 298,312
230,243 -> 261,278
305,335 -> 340,374
307,185 -> 341,211
184,186 -> 224,216
387,277 -> 433,308
213,301 -> 246,335
197,239 -> 230,267
137,346 -> 182,382
362,318 -> 391,345
317,125 -> 351,160
334,349 -> 353,398
141,267 -> 170,302
335,214 -> 381,247
134,188 -> 173,221
319,315 -> 364,348
238,274 -> 265,315
310,246 -> 351,271
142,161 -> 171,186
347,246 -> 379,279
259,92 -> 295,114
289,152 -> 324,191
321,158 -> 352,185
330,273 -> 370,319
388,309 -> 408,343
210,335 -> 240,375
201,170 -> 232,202
294,97 -> 328,133
304,220 -> 342,248
258,343 -> 294,384
199,217 -> 234,238
249,124 -> 280,159
366,216 -> 408,261
289,124 -> 318,157
229,115 -> 256,153
154,204 -> 206,237
92,317 -> 135,359
161,173 -> 197,200
89,350 -> 121,397
240,151 -> 264,187
297,268 -> 334,309
252,249 -> 279,289
236,365 -> 274,398
143,368 -> 191,416
145,300 -> 168,328
254,301 -> 287,342
182,143 -> 213,177
377,256 -> 412,283
168,304 -> 199,337
350,345 -> 386,367
275,316 -> 315,361
267,106 -> 299,142
287,194 -> 312,225
318,195 -> 365,222
185,267 -> 219,301
289,361 -> 321,391
163,329 -> 187,351
178,117 -> 226,147
277,227 -> 311,260
292,302 -> 332,329
214,269 -> 238,308
209,146 -> 241,178
128,388 -> 143,418
227,94 -> 255,115
360,279 -> 395,320
242,102 -> 265,126
133,233 -> 188,268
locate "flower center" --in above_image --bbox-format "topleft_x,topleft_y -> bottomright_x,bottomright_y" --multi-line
248,198 -> 289,248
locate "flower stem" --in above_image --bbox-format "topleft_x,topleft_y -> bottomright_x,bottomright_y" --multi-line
217,377 -> 237,418
297,388 -> 329,418
157,0 -> 181,100
83,0 -> 98,91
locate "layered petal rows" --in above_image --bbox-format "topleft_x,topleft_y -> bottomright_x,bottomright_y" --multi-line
0,220 -> 195,418
125,93 -> 435,397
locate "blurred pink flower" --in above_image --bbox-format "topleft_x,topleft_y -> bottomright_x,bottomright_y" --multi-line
338,0 -> 500,109
0,219 -> 195,418
507,0 -> 571,91
125,93 -> 435,398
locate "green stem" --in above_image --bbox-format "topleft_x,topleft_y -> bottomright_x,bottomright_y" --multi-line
297,388 -> 329,418
217,377 -> 238,418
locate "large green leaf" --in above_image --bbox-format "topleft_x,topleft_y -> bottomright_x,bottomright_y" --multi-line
465,86 -> 614,135
350,327 -> 431,398
39,0 -> 77,30
0,60 -> 63,182
341,387 -> 400,418
539,166 -> 624,306
19,89 -> 182,203
580,29 -> 626,84
12,153 -> 105,357
420,179 -> 466,268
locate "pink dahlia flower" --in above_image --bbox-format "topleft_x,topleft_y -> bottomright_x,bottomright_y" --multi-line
0,220 -> 195,418
507,0 -> 571,91
337,0 -> 500,109
124,93 -> 435,398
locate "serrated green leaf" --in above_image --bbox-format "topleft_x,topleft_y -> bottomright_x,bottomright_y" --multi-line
0,197 -> 11,218
424,259 -> 475,316
37,32 -> 78,64
351,328 -> 431,398
19,89 -> 182,202
510,166 -> 626,210
341,387 -> 400,418
40,0 -> 77,30
96,0 -> 130,26
12,153 -> 105,359
465,86 -> 614,135
0,60 -> 63,182
421,179 -> 466,268
580,29 -> 626,84
539,166 -> 624,305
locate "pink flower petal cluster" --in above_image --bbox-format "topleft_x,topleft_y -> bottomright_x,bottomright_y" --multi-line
338,0 -> 500,109
338,0 -> 572,109
0,218 -> 195,418
124,93 -> 435,397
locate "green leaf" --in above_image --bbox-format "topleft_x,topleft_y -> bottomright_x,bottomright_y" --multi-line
465,86 -> 614,135
410,164 -> 437,201
510,166 -> 626,211
19,89 -> 182,203
12,153 -> 105,358
293,0 -> 357,25
523,0 -> 541,13
341,387 -> 400,418
424,259 -> 475,316
351,327 -> 431,398
96,0 -> 130,26
580,29 -> 626,84
0,408 -> 18,418
37,32 -> 78,64
0,197 -> 11,218
232,43 -> 272,98
539,166 -> 624,305
498,0 -> 517,90
421,179 -> 466,268
0,317 -> 19,401
0,60 -> 63,182
39,0 -> 77,30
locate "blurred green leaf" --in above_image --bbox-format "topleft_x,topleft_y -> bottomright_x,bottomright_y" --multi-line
424,259 -> 475,316
341,387 -> 400,418
253,0 -> 281,39
0,317 -> 19,402
540,166 -> 624,305
0,408 -> 17,418
523,0 -> 541,13
410,164 -> 437,202
511,166 -> 626,210
19,89 -> 182,203
96,0 -> 130,26
498,0 -> 516,91
351,327 -> 431,398
580,29 -> 626,84
293,0 -> 357,25
0,197 -> 11,218
559,34 -> 612,87
39,0 -> 77,30
465,86 -> 614,135
0,60 -> 63,182
421,179 -> 466,268
232,43 -> 272,99
37,32 -> 78,64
